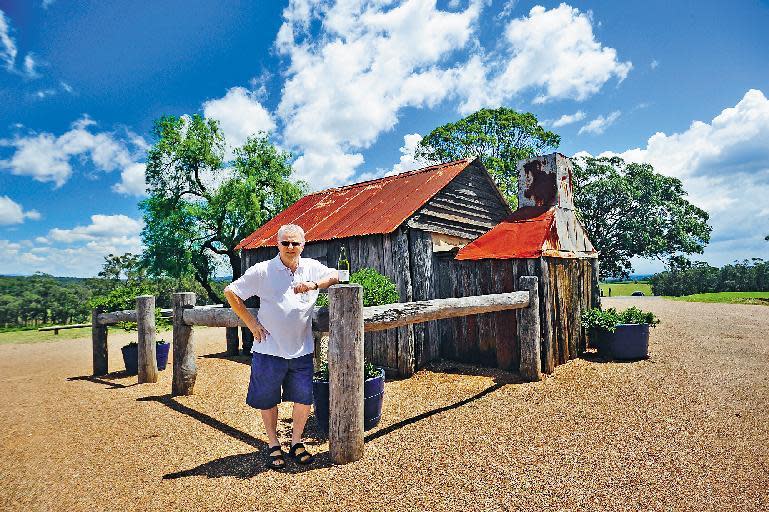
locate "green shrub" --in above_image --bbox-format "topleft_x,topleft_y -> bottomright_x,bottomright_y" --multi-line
581,306 -> 660,333
87,284 -> 170,332
316,267 -> 399,307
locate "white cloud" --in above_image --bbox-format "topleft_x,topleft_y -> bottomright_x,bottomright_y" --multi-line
0,214 -> 143,277
0,9 -> 18,70
202,86 -> 276,159
276,0 -> 484,188
23,53 -> 39,77
579,110 -> 621,135
48,214 -> 142,244
458,4 -> 632,112
389,133 -> 428,175
42,0 -> 57,9
0,116 -> 147,187
112,162 -> 147,196
0,196 -> 41,225
650,59 -> 659,70
552,110 -> 586,128
590,89 -> 769,267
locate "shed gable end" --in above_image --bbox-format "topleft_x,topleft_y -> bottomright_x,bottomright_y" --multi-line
407,161 -> 512,240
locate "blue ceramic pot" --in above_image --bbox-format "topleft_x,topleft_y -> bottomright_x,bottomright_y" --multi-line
121,342 -> 171,374
594,324 -> 650,360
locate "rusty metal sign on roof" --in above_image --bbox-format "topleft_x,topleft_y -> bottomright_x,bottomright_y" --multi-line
237,158 -> 474,250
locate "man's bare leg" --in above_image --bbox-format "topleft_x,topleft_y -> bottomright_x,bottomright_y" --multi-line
260,406 -> 280,447
291,403 -> 312,446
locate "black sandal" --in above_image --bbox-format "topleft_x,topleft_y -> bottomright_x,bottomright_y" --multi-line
288,442 -> 314,465
266,445 -> 286,470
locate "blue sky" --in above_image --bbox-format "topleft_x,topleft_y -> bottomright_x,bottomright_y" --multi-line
1,0 -> 768,277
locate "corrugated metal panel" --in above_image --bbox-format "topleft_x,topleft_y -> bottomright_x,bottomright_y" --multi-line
237,159 -> 474,249
455,207 -> 555,260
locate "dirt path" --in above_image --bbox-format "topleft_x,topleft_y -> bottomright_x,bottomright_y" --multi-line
1,298 -> 767,511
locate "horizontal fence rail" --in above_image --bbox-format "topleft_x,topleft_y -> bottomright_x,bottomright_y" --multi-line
362,291 -> 529,332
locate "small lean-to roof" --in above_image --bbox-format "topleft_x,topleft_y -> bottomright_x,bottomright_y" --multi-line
237,158 -> 475,250
455,206 -> 597,260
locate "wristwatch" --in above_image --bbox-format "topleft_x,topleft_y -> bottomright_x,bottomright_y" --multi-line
309,281 -> 318,290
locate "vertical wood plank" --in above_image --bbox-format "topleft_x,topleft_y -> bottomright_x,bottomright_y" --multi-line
172,292 -> 197,396
518,276 -> 542,382
328,284 -> 364,464
91,307 -> 108,376
393,228 -> 415,377
136,295 -> 158,384
539,258 -> 555,374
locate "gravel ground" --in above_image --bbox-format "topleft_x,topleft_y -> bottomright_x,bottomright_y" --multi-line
1,297 -> 768,511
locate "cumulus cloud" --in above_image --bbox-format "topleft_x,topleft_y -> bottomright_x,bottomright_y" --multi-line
0,196 -> 41,225
590,89 -> 769,267
202,86 -> 276,159
579,111 -> 621,135
552,110 -> 586,128
274,2 -> 630,188
389,133 -> 428,175
0,116 -> 147,187
112,162 -> 147,196
458,4 -> 632,112
0,214 -> 144,277
276,0 -> 484,188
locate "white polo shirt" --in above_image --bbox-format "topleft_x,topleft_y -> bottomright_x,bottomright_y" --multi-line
225,255 -> 336,359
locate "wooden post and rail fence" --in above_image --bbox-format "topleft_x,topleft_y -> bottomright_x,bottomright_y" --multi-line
89,276 -> 541,464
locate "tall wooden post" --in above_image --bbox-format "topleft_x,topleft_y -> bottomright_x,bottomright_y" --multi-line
328,284 -> 365,464
172,292 -> 196,396
91,307 -> 108,376
136,295 -> 158,384
518,276 -> 542,382
225,326 -> 240,356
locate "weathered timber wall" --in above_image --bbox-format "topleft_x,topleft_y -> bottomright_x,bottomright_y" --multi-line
430,256 -> 597,374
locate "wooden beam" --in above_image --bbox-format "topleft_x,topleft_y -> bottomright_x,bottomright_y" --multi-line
91,308 -> 108,376
181,306 -> 330,332
518,276 -> 542,382
172,292 -> 196,396
362,291 -> 529,332
136,295 -> 158,384
328,284 -> 365,464
96,309 -> 137,325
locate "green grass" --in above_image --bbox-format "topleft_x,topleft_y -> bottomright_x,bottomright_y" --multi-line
0,326 -> 173,345
599,281 -> 653,296
670,291 -> 769,305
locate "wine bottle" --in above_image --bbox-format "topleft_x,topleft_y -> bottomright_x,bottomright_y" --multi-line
337,246 -> 350,283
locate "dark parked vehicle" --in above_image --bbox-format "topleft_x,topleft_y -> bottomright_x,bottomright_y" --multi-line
631,290 -> 645,296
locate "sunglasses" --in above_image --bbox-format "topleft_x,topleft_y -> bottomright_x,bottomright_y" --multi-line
280,241 -> 303,247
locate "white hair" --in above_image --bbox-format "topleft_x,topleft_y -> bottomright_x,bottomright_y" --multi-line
277,224 -> 305,241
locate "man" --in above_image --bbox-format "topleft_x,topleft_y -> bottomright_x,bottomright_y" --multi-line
224,224 -> 338,470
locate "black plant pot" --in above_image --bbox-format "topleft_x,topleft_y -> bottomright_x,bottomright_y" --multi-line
121,342 -> 171,375
312,368 -> 385,434
595,324 -> 650,360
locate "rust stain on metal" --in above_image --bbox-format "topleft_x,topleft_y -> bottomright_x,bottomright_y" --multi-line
236,159 -> 474,249
523,160 -> 557,207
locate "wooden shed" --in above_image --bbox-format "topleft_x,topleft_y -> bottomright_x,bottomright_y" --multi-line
236,158 -> 513,377
453,153 -> 600,374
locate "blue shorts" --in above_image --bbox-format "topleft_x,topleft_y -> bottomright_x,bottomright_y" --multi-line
246,352 -> 314,410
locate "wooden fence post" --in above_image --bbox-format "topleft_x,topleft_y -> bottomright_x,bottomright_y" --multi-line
91,307 -> 108,376
225,325 -> 240,356
172,292 -> 196,396
136,295 -> 158,384
518,276 -> 542,382
328,284 -> 365,464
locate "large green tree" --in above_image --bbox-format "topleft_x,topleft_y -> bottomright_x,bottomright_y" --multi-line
573,156 -> 712,278
141,114 -> 306,303
415,107 -> 560,205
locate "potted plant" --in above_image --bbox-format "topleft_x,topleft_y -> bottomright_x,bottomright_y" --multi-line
312,267 -> 397,433
121,339 -> 171,375
581,306 -> 660,360
312,361 -> 385,433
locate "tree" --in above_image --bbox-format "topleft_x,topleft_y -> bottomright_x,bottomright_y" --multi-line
141,114 -> 306,303
416,107 -> 560,206
573,156 -> 712,278
98,253 -> 145,282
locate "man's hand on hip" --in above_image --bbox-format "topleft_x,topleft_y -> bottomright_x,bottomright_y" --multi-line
249,321 -> 269,342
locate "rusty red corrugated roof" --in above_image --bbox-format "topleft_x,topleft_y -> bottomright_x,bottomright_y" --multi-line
237,158 -> 475,249
455,206 -> 556,260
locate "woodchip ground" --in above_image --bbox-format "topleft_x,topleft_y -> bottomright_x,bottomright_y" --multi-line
1,297 -> 767,511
